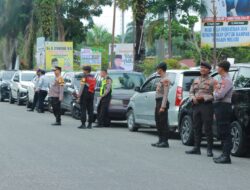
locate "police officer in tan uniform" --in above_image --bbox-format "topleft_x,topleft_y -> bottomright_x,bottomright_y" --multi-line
186,62 -> 215,157
49,66 -> 64,126
152,62 -> 170,148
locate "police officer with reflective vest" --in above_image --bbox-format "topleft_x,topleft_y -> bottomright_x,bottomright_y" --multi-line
49,66 -> 64,126
152,62 -> 170,148
78,66 -> 96,129
213,61 -> 233,164
97,69 -> 112,128
186,62 -> 215,157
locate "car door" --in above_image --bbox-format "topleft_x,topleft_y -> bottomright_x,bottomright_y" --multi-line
63,73 -> 74,110
133,76 -> 159,125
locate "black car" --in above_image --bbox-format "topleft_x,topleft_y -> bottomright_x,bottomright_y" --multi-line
178,64 -> 250,157
0,70 -> 16,101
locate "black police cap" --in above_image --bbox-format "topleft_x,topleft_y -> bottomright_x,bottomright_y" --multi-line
82,66 -> 92,72
200,62 -> 212,70
218,61 -> 230,72
156,62 -> 167,71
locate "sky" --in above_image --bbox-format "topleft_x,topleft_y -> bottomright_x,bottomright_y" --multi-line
93,5 -> 201,35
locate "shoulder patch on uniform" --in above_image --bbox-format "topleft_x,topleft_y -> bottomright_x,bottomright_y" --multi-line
58,77 -> 64,86
80,77 -> 86,85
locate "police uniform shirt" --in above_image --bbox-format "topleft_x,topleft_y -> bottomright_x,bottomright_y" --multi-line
48,76 -> 64,100
155,73 -> 170,108
214,73 -> 233,103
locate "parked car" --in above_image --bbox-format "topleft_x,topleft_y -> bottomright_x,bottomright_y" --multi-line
94,70 -> 146,122
9,70 -> 36,105
178,64 -> 250,157
126,70 -> 201,132
0,70 -> 16,101
26,72 -> 56,109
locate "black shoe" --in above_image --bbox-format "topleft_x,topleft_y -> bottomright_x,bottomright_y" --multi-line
156,142 -> 169,148
37,109 -> 44,113
207,149 -> 213,157
213,155 -> 231,164
87,123 -> 92,129
78,124 -> 87,129
51,122 -> 61,126
185,148 -> 201,155
151,141 -> 160,147
27,109 -> 34,112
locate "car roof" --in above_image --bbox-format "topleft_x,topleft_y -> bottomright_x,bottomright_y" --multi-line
96,70 -> 143,75
231,63 -> 250,68
17,70 -> 36,74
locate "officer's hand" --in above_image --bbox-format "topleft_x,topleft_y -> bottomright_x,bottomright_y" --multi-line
159,108 -> 165,113
196,96 -> 205,103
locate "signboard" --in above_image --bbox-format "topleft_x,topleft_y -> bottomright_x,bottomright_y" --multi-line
80,48 -> 102,70
45,42 -> 73,71
109,43 -> 134,71
201,0 -> 250,48
36,37 -> 45,69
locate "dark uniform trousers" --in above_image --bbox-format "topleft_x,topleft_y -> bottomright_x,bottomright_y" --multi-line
192,102 -> 213,149
214,102 -> 233,157
98,95 -> 111,127
51,97 -> 61,123
155,99 -> 169,142
80,92 -> 94,125
38,90 -> 47,112
31,92 -> 39,110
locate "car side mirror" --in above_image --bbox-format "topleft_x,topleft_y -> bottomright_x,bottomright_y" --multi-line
134,86 -> 141,92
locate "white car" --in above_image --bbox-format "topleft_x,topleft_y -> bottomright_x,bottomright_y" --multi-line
127,70 -> 201,132
9,71 -> 36,105
26,72 -> 57,109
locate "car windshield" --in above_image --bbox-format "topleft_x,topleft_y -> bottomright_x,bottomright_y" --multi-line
2,71 -> 15,80
109,73 -> 145,90
182,73 -> 200,91
22,73 -> 35,81
235,67 -> 250,88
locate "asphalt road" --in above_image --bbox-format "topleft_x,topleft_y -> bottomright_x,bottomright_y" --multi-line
0,102 -> 250,190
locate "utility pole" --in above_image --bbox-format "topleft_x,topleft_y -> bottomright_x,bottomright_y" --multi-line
121,10 -> 125,43
211,0 -> 217,69
111,0 -> 117,68
168,9 -> 172,58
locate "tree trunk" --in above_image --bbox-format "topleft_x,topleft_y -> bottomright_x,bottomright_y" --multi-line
167,9 -> 172,58
55,3 -> 65,41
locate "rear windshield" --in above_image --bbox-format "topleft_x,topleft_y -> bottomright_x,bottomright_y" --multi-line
109,73 -> 145,90
182,72 -> 200,91
235,67 -> 250,88
22,73 -> 35,81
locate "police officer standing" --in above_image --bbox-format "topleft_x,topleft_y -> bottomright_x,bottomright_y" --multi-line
48,66 -> 64,126
186,62 -> 215,157
152,62 -> 170,148
78,66 -> 96,129
97,69 -> 112,128
213,61 -> 233,164
37,70 -> 49,113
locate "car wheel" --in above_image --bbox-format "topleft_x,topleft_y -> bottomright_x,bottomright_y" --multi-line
180,115 -> 194,146
17,92 -> 22,106
127,109 -> 138,132
231,121 -> 247,157
71,105 -> 81,120
9,92 -> 14,104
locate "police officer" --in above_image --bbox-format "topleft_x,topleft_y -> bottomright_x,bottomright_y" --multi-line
48,66 -> 64,126
97,69 -> 112,128
186,62 -> 215,157
213,61 -> 233,164
152,62 -> 170,148
37,70 -> 49,113
78,66 -> 96,129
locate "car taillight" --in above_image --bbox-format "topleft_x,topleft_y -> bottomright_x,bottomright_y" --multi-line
175,86 -> 183,106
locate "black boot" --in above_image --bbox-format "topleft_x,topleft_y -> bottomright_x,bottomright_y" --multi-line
157,141 -> 169,148
51,121 -> 61,126
151,141 -> 161,147
87,123 -> 92,129
207,148 -> 213,157
27,109 -> 34,112
213,155 -> 231,164
78,124 -> 87,129
185,147 -> 201,155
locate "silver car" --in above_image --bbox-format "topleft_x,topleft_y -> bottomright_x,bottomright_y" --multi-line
126,70 -> 200,132
9,70 -> 36,105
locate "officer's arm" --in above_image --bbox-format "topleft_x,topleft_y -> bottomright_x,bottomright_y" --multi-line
103,79 -> 112,97
214,79 -> 232,100
37,76 -> 44,91
78,78 -> 85,98
161,79 -> 170,109
189,81 -> 196,100
58,77 -> 64,101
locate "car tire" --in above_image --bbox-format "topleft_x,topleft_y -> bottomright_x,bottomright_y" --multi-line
231,121 -> 247,157
180,115 -> 194,146
17,92 -> 22,106
9,92 -> 14,104
71,105 -> 81,120
127,109 -> 138,132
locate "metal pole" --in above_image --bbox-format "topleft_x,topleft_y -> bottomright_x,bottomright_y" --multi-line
111,0 -> 117,68
212,0 -> 217,69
